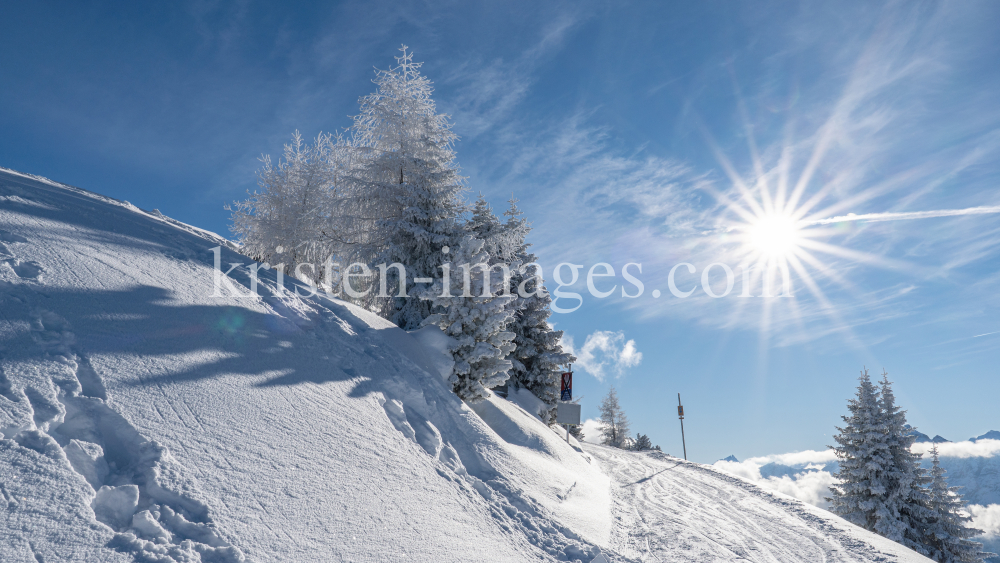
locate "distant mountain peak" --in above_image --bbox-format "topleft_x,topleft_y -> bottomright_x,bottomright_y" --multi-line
720,455 -> 739,463
904,425 -> 933,443
970,430 -> 1000,442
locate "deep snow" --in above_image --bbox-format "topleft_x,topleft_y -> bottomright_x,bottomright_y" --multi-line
0,167 -> 934,562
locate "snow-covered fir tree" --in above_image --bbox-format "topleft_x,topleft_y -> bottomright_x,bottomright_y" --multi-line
417,235 -> 515,402
468,194 -> 510,261
631,433 -> 653,451
923,445 -> 993,563
229,131 -> 352,287
500,197 -> 574,422
341,46 -> 467,328
829,369 -> 896,533
599,386 -> 631,448
877,372 -> 935,554
468,195 -> 521,327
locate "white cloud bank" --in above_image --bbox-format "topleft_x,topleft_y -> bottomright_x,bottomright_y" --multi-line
969,504 -> 1000,539
713,449 -> 839,509
580,418 -> 604,444
713,441 -> 1000,532
561,330 -> 642,382
911,439 -> 1000,459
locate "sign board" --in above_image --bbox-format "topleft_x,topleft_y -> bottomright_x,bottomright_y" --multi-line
560,372 -> 572,401
556,402 -> 581,426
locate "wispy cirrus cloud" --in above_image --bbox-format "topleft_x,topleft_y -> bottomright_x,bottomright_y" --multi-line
441,12 -> 581,138
807,206 -> 1000,226
476,1 -> 1000,354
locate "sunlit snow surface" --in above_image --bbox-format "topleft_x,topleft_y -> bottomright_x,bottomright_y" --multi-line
0,168 -> 932,562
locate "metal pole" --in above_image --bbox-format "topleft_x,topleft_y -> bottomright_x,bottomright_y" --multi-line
678,393 -> 687,461
566,364 -> 572,444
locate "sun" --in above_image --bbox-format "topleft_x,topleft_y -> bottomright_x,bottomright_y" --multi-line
692,74 -> 918,347
746,213 -> 801,258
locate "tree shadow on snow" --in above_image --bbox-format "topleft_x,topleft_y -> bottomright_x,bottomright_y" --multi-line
623,463 -> 684,486
0,283 -> 391,398
0,174 -> 404,399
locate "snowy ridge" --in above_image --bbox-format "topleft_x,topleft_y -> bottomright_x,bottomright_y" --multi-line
0,167 -> 934,562
0,166 -> 240,254
0,168 -> 610,562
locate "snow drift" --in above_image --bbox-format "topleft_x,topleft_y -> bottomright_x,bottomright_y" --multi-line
0,167 -> 935,562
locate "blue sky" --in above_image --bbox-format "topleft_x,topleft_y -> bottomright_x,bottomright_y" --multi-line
2,1 -> 999,462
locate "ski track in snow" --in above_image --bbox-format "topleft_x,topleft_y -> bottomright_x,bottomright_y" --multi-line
587,445 -> 931,562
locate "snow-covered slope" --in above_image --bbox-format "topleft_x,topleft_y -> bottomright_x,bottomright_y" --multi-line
0,167 -> 933,562
713,440 -> 1000,560
590,446 -> 940,562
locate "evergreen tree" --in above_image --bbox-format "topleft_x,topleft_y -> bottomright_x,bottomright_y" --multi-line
924,446 -> 993,562
878,372 -> 935,554
468,194 -> 509,261
568,424 -> 585,442
342,46 -> 467,328
417,235 -> 515,402
632,433 -> 653,451
829,369 -> 896,532
466,194 -> 524,389
599,386 -> 631,448
501,197 -> 574,422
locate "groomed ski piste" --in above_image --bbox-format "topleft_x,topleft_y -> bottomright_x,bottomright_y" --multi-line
0,167 -> 933,562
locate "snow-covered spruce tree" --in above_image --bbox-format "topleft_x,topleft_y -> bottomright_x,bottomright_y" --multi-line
229,131 -> 352,286
599,386 -> 631,448
829,369 -> 895,532
632,433 -> 653,451
468,194 -> 510,261
468,193 -> 522,337
500,197 -> 574,423
877,372 -> 936,554
417,235 -> 515,402
924,445 -> 993,562
341,46 -> 466,328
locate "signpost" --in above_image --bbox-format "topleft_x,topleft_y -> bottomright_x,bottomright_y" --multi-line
560,369 -> 572,402
677,393 -> 687,461
556,402 -> 581,428
557,366 -> 578,443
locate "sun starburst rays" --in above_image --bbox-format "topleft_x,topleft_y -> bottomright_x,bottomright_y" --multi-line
718,144 -> 886,346
689,69 -> 928,351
